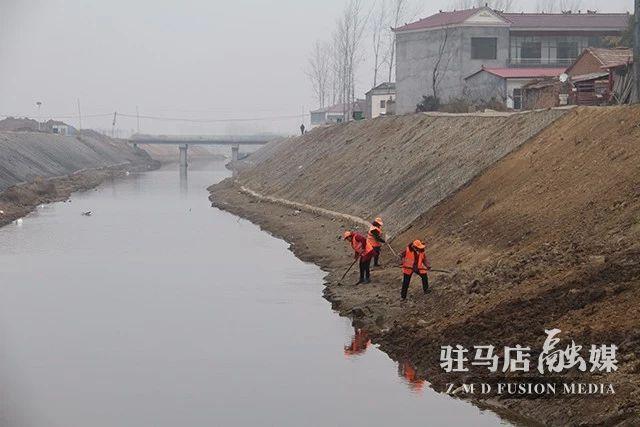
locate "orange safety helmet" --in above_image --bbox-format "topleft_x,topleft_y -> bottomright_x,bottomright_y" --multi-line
374,217 -> 384,226
343,231 -> 353,240
412,239 -> 426,250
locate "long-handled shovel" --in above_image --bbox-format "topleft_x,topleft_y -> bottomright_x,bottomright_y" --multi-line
338,259 -> 358,285
385,241 -> 398,258
393,266 -> 453,274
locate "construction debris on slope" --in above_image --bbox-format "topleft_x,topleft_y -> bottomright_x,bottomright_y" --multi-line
210,106 -> 640,426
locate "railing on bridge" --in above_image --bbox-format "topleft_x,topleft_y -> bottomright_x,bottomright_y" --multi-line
129,134 -> 284,165
129,134 -> 280,146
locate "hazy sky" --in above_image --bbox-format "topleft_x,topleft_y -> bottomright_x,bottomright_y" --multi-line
0,0 -> 634,135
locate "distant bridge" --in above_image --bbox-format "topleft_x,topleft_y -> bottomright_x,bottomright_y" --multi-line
129,134 -> 280,165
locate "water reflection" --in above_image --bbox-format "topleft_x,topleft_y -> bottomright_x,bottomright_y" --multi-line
179,165 -> 188,195
344,328 -> 370,357
343,328 -> 427,394
398,360 -> 426,393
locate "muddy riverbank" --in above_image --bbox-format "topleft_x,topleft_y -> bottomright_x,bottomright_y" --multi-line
0,162 -> 158,227
209,106 -> 640,426
0,130 -> 159,227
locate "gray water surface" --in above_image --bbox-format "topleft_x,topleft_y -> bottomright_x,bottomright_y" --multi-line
0,161 -> 507,427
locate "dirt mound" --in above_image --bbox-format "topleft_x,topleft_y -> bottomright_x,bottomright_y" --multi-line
0,130 -> 151,191
231,109 -> 566,234
389,105 -> 640,424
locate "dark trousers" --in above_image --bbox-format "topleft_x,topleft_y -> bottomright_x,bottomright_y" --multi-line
373,246 -> 381,265
401,273 -> 429,299
359,257 -> 371,282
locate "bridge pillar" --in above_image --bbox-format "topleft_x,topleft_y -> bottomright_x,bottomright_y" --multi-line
231,144 -> 240,162
179,144 -> 188,168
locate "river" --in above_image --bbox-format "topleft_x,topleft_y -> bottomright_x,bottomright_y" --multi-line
0,161 -> 507,426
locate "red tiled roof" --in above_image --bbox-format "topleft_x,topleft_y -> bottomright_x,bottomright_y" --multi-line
588,47 -> 633,67
504,12 -> 630,30
394,7 -> 629,32
394,8 -> 486,32
467,67 -> 566,79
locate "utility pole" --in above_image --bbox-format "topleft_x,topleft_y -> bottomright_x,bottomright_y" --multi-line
136,106 -> 140,134
77,98 -> 82,130
111,111 -> 117,138
634,0 -> 640,103
36,101 -> 42,131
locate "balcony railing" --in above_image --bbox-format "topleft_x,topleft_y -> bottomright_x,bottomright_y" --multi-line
508,57 -> 575,67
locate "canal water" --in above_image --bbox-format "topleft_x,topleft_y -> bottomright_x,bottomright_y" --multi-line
0,161 -> 506,426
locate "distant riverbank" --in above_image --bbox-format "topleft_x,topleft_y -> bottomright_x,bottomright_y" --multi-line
0,130 -> 158,227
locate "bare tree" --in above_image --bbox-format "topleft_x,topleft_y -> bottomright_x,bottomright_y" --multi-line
306,41 -> 331,108
382,0 -> 425,84
333,0 -> 369,121
385,0 -> 412,84
371,0 -> 389,87
432,26 -> 454,99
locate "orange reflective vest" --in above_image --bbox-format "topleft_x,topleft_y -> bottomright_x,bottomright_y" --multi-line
367,225 -> 383,248
402,246 -> 429,275
351,233 -> 374,258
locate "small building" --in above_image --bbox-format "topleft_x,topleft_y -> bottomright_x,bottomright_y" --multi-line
464,67 -> 566,109
365,82 -> 396,119
521,78 -> 565,110
565,47 -> 634,105
566,47 -> 633,77
310,100 -> 366,127
52,124 -> 69,135
569,72 -> 611,105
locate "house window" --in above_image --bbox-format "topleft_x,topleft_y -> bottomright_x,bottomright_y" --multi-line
471,37 -> 497,60
380,100 -> 386,109
521,42 -> 542,62
557,41 -> 578,62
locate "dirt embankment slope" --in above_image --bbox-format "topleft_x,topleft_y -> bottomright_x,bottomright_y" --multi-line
234,109 -> 566,233
0,130 -> 157,226
210,106 -> 640,426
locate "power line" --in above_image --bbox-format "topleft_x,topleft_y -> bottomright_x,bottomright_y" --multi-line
0,110 -> 310,124
117,112 -> 309,123
0,112 -> 113,119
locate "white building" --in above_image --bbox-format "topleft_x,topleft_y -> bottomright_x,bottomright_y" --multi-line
52,124 -> 69,135
309,100 -> 366,127
365,82 -> 396,119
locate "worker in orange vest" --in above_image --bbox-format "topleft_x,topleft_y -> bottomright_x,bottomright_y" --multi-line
367,217 -> 385,267
343,231 -> 375,284
400,239 -> 431,300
